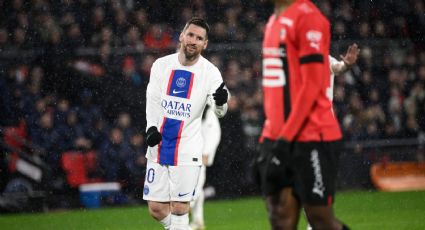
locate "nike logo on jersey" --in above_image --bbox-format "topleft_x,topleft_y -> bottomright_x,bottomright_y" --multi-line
178,192 -> 191,197
173,89 -> 186,94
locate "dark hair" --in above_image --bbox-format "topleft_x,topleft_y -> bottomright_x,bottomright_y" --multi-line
183,17 -> 210,37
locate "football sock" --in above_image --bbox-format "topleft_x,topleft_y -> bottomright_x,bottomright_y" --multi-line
170,213 -> 189,230
160,213 -> 171,229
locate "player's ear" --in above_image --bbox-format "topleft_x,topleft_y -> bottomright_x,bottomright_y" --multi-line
179,32 -> 184,43
203,39 -> 208,50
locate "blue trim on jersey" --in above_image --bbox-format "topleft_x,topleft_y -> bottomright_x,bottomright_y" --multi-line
159,118 -> 182,165
168,70 -> 193,99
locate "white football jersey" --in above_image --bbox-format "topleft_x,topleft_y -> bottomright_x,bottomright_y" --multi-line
329,55 -> 345,77
146,53 -> 227,166
201,106 -> 221,166
328,55 -> 345,101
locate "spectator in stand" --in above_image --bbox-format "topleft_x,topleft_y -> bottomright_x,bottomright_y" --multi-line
0,27 -> 10,50
123,26 -> 144,52
30,112 -> 61,171
116,112 -> 135,146
113,7 -> 130,39
99,127 -> 127,182
143,24 -> 174,50
53,98 -> 71,127
56,109 -> 91,152
85,117 -> 109,150
131,8 -> 150,37
122,133 -> 147,194
75,89 -> 102,130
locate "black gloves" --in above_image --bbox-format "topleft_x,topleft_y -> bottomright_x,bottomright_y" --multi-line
271,138 -> 292,163
213,82 -> 228,106
146,126 -> 162,147
263,139 -> 293,185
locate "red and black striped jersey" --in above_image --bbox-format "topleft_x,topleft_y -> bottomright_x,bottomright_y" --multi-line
260,0 -> 342,142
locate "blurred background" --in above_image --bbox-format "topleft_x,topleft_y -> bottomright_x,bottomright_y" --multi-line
1,0 -> 425,213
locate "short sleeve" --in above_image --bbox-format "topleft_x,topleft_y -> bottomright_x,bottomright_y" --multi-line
296,13 -> 329,58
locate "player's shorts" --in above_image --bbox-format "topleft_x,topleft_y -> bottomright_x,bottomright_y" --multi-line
254,138 -> 294,196
143,160 -> 201,202
193,165 -> 206,201
291,140 -> 342,206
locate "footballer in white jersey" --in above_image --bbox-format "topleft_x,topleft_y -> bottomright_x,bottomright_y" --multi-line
145,53 -> 226,166
143,18 -> 229,230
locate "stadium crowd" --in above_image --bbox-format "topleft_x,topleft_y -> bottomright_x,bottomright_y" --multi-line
1,0 -> 425,203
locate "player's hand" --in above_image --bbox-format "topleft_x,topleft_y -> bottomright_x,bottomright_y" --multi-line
146,126 -> 162,147
271,138 -> 292,163
213,82 -> 228,106
340,43 -> 360,67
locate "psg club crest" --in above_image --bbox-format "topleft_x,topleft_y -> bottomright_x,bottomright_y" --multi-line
176,77 -> 186,88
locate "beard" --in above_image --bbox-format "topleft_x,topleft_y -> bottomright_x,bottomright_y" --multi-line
182,44 -> 201,61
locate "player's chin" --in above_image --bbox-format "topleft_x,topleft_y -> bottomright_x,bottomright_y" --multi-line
184,49 -> 200,59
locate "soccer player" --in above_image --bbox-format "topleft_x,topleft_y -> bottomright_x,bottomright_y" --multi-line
190,105 -> 221,230
258,0 -> 352,229
143,18 -> 229,230
256,42 -> 359,229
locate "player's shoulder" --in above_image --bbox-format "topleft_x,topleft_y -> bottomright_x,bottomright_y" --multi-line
291,0 -> 327,22
153,53 -> 178,66
200,55 -> 220,73
329,55 -> 338,64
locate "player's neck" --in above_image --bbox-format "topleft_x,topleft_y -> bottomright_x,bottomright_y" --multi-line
178,51 -> 200,66
274,0 -> 292,16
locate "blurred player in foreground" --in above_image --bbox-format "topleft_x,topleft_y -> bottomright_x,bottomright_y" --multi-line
190,105 -> 221,230
256,0 -> 357,229
256,42 -> 359,230
143,18 -> 229,230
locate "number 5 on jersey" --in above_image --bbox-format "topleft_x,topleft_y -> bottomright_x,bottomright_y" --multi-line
263,57 -> 286,87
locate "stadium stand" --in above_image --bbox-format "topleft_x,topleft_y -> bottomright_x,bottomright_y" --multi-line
1,0 -> 425,210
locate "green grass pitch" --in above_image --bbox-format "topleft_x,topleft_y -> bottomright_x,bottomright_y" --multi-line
0,190 -> 424,229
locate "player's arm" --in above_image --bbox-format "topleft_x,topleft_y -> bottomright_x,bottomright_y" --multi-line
331,43 -> 360,75
145,61 -> 162,147
201,107 -> 221,166
278,16 -> 329,141
208,67 -> 229,118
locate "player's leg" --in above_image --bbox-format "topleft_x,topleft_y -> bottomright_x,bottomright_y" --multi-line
303,205 -> 345,230
266,187 -> 300,230
293,141 -> 349,230
170,165 -> 201,230
190,165 -> 206,229
148,201 -> 171,228
256,138 -> 301,229
143,160 -> 172,229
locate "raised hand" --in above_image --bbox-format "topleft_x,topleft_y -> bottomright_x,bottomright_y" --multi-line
212,82 -> 228,106
340,43 -> 360,67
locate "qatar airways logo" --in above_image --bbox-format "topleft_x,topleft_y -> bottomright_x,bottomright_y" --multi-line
161,99 -> 191,118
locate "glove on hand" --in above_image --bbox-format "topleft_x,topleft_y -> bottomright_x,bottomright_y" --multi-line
263,139 -> 293,183
271,138 -> 292,163
146,126 -> 162,147
213,82 -> 228,106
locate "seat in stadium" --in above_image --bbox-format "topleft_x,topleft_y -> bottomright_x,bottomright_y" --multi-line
62,151 -> 88,188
